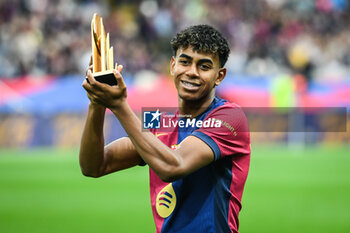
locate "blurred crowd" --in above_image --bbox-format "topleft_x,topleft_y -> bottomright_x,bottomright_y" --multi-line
0,0 -> 349,82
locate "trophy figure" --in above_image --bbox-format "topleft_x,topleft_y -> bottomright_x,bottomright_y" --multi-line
91,13 -> 117,85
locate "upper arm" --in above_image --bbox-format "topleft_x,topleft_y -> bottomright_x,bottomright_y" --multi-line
164,135 -> 215,181
165,106 -> 251,181
102,136 -> 144,175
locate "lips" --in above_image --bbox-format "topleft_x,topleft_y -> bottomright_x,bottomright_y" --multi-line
180,80 -> 201,90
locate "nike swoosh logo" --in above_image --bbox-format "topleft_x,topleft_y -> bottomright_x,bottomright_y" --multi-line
155,133 -> 168,137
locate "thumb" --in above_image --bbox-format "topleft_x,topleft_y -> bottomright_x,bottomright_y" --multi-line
113,67 -> 126,88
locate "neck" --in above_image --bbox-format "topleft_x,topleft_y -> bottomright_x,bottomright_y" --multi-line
178,92 -> 215,118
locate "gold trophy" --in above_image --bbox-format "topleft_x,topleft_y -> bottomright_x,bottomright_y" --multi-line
91,13 -> 117,85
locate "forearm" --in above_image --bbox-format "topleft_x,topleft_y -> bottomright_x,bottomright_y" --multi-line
111,102 -> 182,181
79,103 -> 106,177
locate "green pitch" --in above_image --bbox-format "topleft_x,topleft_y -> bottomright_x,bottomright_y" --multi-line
0,148 -> 154,233
0,145 -> 350,233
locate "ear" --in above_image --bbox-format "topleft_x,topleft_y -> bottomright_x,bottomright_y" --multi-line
170,56 -> 176,76
215,68 -> 226,86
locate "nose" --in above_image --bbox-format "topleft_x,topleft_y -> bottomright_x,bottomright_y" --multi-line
185,64 -> 199,78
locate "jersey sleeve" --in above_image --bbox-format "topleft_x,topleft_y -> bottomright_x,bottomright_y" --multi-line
192,104 -> 250,160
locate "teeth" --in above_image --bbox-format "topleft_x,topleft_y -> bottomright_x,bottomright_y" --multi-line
182,81 -> 198,87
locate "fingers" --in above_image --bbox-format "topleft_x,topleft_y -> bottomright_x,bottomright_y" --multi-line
82,77 -> 94,94
85,64 -> 93,77
82,78 -> 91,91
82,63 -> 127,109
82,78 -> 104,105
85,54 -> 93,77
83,70 -> 104,94
114,63 -> 123,72
85,89 -> 102,106
113,66 -> 126,88
85,69 -> 97,86
117,64 -> 123,73
85,64 -> 126,90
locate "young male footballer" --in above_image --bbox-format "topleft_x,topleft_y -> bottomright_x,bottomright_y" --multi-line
80,25 -> 250,233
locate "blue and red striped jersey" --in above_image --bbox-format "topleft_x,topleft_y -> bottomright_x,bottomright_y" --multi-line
149,96 -> 251,233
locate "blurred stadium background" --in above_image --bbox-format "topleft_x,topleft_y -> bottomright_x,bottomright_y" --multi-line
0,0 -> 350,232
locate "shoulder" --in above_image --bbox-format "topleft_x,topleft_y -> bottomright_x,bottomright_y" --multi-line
193,99 -> 251,160
205,100 -> 249,133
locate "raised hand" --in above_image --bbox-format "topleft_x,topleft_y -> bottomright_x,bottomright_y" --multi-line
82,64 -> 126,110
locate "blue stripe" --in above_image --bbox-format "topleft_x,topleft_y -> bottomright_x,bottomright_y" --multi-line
213,157 -> 233,233
161,197 -> 171,204
160,203 -> 170,208
163,168 -> 216,233
164,191 -> 173,198
192,131 -> 221,160
177,96 -> 226,144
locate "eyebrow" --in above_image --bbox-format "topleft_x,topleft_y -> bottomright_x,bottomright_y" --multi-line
179,53 -> 214,65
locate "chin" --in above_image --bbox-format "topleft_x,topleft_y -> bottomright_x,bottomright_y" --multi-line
178,92 -> 203,102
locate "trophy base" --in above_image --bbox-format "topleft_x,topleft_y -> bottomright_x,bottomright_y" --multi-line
93,70 -> 117,86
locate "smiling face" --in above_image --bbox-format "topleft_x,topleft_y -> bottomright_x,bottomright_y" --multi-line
170,46 -> 226,105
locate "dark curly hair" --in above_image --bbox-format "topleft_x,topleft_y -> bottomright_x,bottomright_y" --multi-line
170,25 -> 230,68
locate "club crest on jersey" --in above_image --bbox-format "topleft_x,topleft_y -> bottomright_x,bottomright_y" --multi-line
156,183 -> 176,218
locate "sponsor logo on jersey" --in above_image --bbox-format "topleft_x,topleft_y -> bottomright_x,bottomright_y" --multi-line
156,183 -> 176,218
